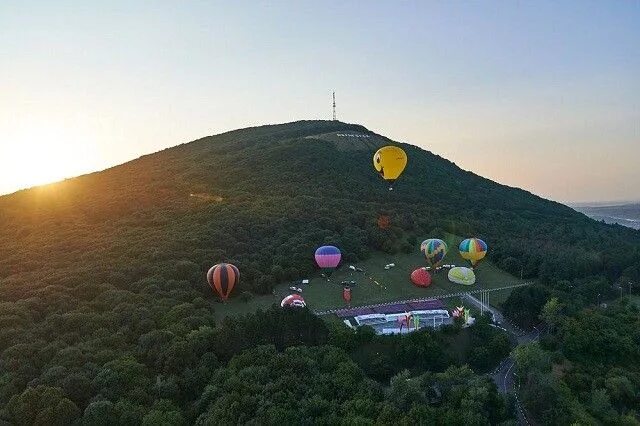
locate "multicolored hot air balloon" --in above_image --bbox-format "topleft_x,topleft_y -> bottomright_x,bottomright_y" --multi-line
314,245 -> 341,276
207,263 -> 239,301
459,238 -> 487,268
373,146 -> 407,190
421,238 -> 448,267
281,294 -> 306,308
410,267 -> 432,287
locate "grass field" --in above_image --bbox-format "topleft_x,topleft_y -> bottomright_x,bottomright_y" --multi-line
213,235 -> 525,319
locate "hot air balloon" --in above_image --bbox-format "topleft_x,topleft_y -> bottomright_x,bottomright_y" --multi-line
377,214 -> 391,229
421,238 -> 448,267
343,286 -> 352,303
315,245 -> 341,276
373,146 -> 407,190
281,294 -> 306,308
459,238 -> 488,267
410,267 -> 432,287
207,263 -> 239,301
448,266 -> 476,286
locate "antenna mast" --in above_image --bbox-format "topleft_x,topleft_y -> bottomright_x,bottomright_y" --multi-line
332,91 -> 336,121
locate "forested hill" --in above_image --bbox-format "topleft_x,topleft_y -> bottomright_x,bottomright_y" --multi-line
2,120 -> 640,423
1,120 -> 638,302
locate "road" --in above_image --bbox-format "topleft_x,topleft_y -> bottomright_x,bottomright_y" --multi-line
491,325 -> 541,425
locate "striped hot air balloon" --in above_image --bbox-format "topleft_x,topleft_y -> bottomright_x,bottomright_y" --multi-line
207,263 -> 239,301
314,245 -> 341,276
459,238 -> 488,268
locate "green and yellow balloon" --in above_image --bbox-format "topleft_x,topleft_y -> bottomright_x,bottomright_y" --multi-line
459,238 -> 488,268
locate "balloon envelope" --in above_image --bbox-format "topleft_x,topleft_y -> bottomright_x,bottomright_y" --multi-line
448,267 -> 476,285
343,287 -> 352,303
207,263 -> 239,301
373,146 -> 407,182
459,238 -> 487,267
281,294 -> 306,308
315,245 -> 341,269
421,238 -> 448,266
410,268 -> 432,287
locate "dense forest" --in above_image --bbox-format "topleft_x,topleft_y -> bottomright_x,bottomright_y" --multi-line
1,120 -> 639,424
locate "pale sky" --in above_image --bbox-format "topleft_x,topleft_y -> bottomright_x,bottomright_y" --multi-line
1,1 -> 639,202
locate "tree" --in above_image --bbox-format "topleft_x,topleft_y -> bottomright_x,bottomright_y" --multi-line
540,297 -> 562,332
5,385 -> 80,426
513,343 -> 551,377
82,400 -> 118,426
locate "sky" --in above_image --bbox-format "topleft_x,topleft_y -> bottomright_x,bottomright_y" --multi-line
1,1 -> 639,203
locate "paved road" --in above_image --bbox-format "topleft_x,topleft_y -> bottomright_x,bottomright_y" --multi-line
491,326 -> 541,425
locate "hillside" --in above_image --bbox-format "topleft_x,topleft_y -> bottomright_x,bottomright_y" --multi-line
1,120 -> 640,423
2,120 -> 638,300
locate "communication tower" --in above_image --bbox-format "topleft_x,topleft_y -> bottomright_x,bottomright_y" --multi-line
332,91 -> 336,121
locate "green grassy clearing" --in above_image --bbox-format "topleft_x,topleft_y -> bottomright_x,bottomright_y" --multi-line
213,235 -> 524,319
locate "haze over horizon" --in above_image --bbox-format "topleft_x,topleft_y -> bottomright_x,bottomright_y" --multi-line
1,0 -> 639,203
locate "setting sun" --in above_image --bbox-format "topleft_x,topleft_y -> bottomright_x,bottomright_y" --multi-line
0,123 -> 100,193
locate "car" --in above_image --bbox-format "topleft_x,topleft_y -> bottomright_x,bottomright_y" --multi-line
289,286 -> 303,293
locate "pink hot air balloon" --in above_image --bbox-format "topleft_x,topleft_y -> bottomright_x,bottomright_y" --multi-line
314,245 -> 341,276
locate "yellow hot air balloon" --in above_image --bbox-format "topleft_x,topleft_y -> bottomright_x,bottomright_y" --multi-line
373,146 -> 407,190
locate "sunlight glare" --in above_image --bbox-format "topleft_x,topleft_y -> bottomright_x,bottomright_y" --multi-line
0,124 -> 100,193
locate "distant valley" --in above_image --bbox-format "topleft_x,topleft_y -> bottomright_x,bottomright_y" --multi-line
572,202 -> 640,230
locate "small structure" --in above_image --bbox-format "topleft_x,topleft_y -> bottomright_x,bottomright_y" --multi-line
336,299 -> 452,334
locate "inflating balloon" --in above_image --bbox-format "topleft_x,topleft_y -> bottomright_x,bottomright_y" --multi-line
410,267 -> 432,287
459,238 -> 488,268
448,266 -> 476,285
281,294 -> 306,308
373,146 -> 407,190
207,263 -> 239,301
343,286 -> 352,303
421,238 -> 448,267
